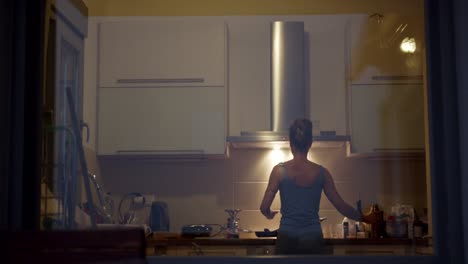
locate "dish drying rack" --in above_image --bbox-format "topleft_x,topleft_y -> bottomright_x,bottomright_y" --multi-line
40,86 -> 111,229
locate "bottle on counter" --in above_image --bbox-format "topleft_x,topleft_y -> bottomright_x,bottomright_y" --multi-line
356,224 -> 367,238
413,220 -> 424,238
407,206 -> 415,239
342,217 -> 350,239
367,203 -> 384,238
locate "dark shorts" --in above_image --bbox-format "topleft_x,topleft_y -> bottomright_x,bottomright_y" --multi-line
275,230 -> 327,255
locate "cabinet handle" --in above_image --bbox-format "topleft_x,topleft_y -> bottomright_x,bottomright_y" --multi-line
117,78 -> 205,84
373,148 -> 424,152
371,75 -> 423,81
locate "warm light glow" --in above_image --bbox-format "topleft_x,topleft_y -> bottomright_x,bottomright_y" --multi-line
271,149 -> 285,164
268,149 -> 292,167
400,37 -> 416,53
273,145 -> 281,150
308,151 -> 318,163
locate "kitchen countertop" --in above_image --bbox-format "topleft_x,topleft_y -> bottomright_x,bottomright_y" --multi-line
146,234 -> 432,256
147,236 -> 420,247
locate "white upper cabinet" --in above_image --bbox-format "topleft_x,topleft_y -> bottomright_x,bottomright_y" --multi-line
346,15 -> 426,156
347,14 -> 424,85
98,20 -> 226,87
95,18 -> 227,156
226,17 -> 271,136
349,84 -> 425,154
97,86 -> 226,155
307,17 -> 349,137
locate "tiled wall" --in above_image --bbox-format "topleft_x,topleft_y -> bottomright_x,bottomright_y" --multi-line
94,146 -> 427,236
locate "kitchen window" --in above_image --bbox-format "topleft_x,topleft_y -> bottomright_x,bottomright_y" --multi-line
1,0 -> 466,264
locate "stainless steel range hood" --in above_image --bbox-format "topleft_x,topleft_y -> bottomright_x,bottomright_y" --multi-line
227,21 -> 350,149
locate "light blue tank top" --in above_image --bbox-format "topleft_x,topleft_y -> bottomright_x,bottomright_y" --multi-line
278,163 -> 324,234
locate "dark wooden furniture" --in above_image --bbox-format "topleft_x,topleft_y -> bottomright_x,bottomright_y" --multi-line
4,228 -> 147,264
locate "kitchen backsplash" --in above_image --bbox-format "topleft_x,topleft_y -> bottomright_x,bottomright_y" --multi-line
90,146 -> 427,235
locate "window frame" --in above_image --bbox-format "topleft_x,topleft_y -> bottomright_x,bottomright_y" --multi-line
1,0 -> 466,263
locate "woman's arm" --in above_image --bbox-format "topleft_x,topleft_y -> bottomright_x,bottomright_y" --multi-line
260,165 -> 281,219
322,168 -> 362,222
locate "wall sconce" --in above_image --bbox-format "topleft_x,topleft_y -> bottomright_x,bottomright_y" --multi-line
400,37 -> 416,53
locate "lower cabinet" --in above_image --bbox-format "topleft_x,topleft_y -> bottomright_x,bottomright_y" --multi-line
348,84 -> 425,155
246,245 -> 276,255
147,243 -> 411,256
148,245 -> 277,256
148,245 -> 248,256
97,86 -> 226,156
333,245 -> 412,255
176,245 -> 248,256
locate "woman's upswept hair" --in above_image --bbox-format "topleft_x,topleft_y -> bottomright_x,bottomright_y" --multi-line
289,118 -> 313,154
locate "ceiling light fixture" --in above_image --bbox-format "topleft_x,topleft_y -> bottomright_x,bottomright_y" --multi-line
400,37 -> 416,53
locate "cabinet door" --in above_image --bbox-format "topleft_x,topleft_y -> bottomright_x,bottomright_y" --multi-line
348,15 -> 424,85
97,86 -> 226,155
99,20 -> 226,87
333,245 -> 409,255
308,18 -> 348,137
176,246 -> 247,256
349,84 -> 425,154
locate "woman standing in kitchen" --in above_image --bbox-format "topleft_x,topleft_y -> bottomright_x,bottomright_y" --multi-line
260,118 -> 377,255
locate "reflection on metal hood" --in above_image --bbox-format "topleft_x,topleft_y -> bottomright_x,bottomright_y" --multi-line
227,21 -> 350,149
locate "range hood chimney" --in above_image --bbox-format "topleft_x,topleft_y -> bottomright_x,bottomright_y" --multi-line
227,21 -> 349,149
271,21 -> 306,132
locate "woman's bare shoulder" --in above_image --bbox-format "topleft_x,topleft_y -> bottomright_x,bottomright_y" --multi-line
307,160 -> 321,167
269,164 -> 286,182
304,161 -> 324,172
272,162 -> 288,173
318,165 -> 333,182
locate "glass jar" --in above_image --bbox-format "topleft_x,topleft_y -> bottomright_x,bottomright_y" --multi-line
386,217 -> 408,238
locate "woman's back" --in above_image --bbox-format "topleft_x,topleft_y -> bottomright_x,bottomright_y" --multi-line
275,160 -> 326,254
281,160 -> 322,186
260,118 -> 370,255
278,161 -> 324,231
